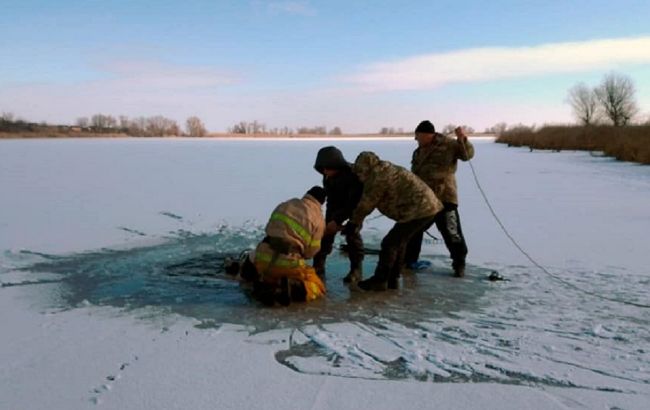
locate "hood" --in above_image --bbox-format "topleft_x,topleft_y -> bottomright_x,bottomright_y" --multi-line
352,151 -> 380,182
314,146 -> 350,174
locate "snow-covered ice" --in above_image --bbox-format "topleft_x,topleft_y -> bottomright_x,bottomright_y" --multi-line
1,137 -> 649,409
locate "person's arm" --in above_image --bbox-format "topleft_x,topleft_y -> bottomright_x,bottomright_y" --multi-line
454,127 -> 475,161
333,174 -> 363,224
349,179 -> 382,226
304,216 -> 326,259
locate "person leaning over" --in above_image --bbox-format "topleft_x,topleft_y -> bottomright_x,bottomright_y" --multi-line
405,120 -> 475,277
312,146 -> 364,283
226,186 -> 328,306
342,152 -> 443,291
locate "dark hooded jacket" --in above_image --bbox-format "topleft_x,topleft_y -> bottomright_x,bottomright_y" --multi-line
314,146 -> 363,225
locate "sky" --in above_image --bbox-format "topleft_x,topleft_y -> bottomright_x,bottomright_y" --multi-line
1,0 -> 650,133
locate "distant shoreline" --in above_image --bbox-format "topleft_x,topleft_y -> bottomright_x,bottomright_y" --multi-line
0,132 -> 495,140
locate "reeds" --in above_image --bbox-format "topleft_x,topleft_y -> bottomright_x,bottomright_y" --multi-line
495,125 -> 650,165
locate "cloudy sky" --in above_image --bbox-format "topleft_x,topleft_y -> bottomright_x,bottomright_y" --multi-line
2,0 -> 650,133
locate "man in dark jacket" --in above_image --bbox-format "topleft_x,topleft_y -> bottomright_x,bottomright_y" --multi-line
313,146 -> 364,283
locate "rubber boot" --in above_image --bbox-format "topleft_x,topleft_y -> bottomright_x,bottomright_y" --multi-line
452,261 -> 465,278
223,257 -> 240,275
253,281 -> 276,306
343,266 -> 362,284
357,275 -> 388,291
288,279 -> 307,302
313,257 -> 326,278
275,277 -> 291,306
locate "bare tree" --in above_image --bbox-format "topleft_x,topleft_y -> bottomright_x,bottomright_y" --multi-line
231,121 -> 247,134
146,116 -> 180,136
567,82 -> 599,125
595,72 -> 638,126
76,117 -> 89,127
441,124 -> 457,135
119,115 -> 130,130
485,122 -> 507,136
106,115 -> 117,129
329,126 -> 342,135
461,125 -> 475,134
90,114 -> 108,129
129,117 -> 148,136
186,116 -> 207,137
1,112 -> 15,122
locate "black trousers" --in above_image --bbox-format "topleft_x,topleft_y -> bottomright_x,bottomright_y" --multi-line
313,222 -> 364,271
373,215 -> 437,282
404,203 -> 468,267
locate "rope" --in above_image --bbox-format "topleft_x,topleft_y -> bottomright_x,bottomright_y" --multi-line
424,231 -> 440,241
466,158 -> 650,308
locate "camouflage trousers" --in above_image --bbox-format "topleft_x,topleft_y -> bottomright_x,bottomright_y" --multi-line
373,215 -> 437,282
404,202 -> 468,267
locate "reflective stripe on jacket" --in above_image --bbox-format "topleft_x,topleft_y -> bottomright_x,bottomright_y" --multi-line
261,193 -> 325,260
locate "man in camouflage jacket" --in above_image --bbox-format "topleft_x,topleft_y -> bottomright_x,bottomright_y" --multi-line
405,120 -> 475,277
343,151 -> 443,291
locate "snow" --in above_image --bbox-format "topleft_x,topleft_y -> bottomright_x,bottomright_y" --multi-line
1,137 -> 649,409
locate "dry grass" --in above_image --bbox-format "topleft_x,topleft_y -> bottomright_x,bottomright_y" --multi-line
205,132 -> 413,138
496,125 -> 650,165
0,131 -> 130,139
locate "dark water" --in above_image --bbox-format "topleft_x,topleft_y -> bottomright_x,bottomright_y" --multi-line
6,226 -> 493,333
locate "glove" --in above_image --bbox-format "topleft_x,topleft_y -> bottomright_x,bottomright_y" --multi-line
341,222 -> 359,236
324,221 -> 339,236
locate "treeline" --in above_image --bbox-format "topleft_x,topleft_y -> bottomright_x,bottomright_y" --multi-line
0,112 -> 207,138
496,125 -> 650,164
378,125 -> 476,135
75,114 -> 207,137
228,120 -> 342,135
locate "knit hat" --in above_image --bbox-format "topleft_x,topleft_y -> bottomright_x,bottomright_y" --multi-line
306,186 -> 327,204
415,120 -> 435,134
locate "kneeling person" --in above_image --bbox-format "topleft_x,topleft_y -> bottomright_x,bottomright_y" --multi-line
226,186 -> 328,305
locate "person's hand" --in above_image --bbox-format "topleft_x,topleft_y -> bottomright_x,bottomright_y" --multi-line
454,126 -> 468,142
325,221 -> 339,236
341,222 -> 359,236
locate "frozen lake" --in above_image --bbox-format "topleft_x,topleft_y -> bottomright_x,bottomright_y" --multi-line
1,137 -> 649,409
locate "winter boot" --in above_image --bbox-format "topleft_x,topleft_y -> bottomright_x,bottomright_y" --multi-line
313,258 -> 326,278
343,266 -> 362,284
223,257 -> 240,275
253,282 -> 276,307
357,275 -> 388,291
387,276 -> 399,290
275,277 -> 291,306
452,261 -> 465,278
288,278 -> 307,302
